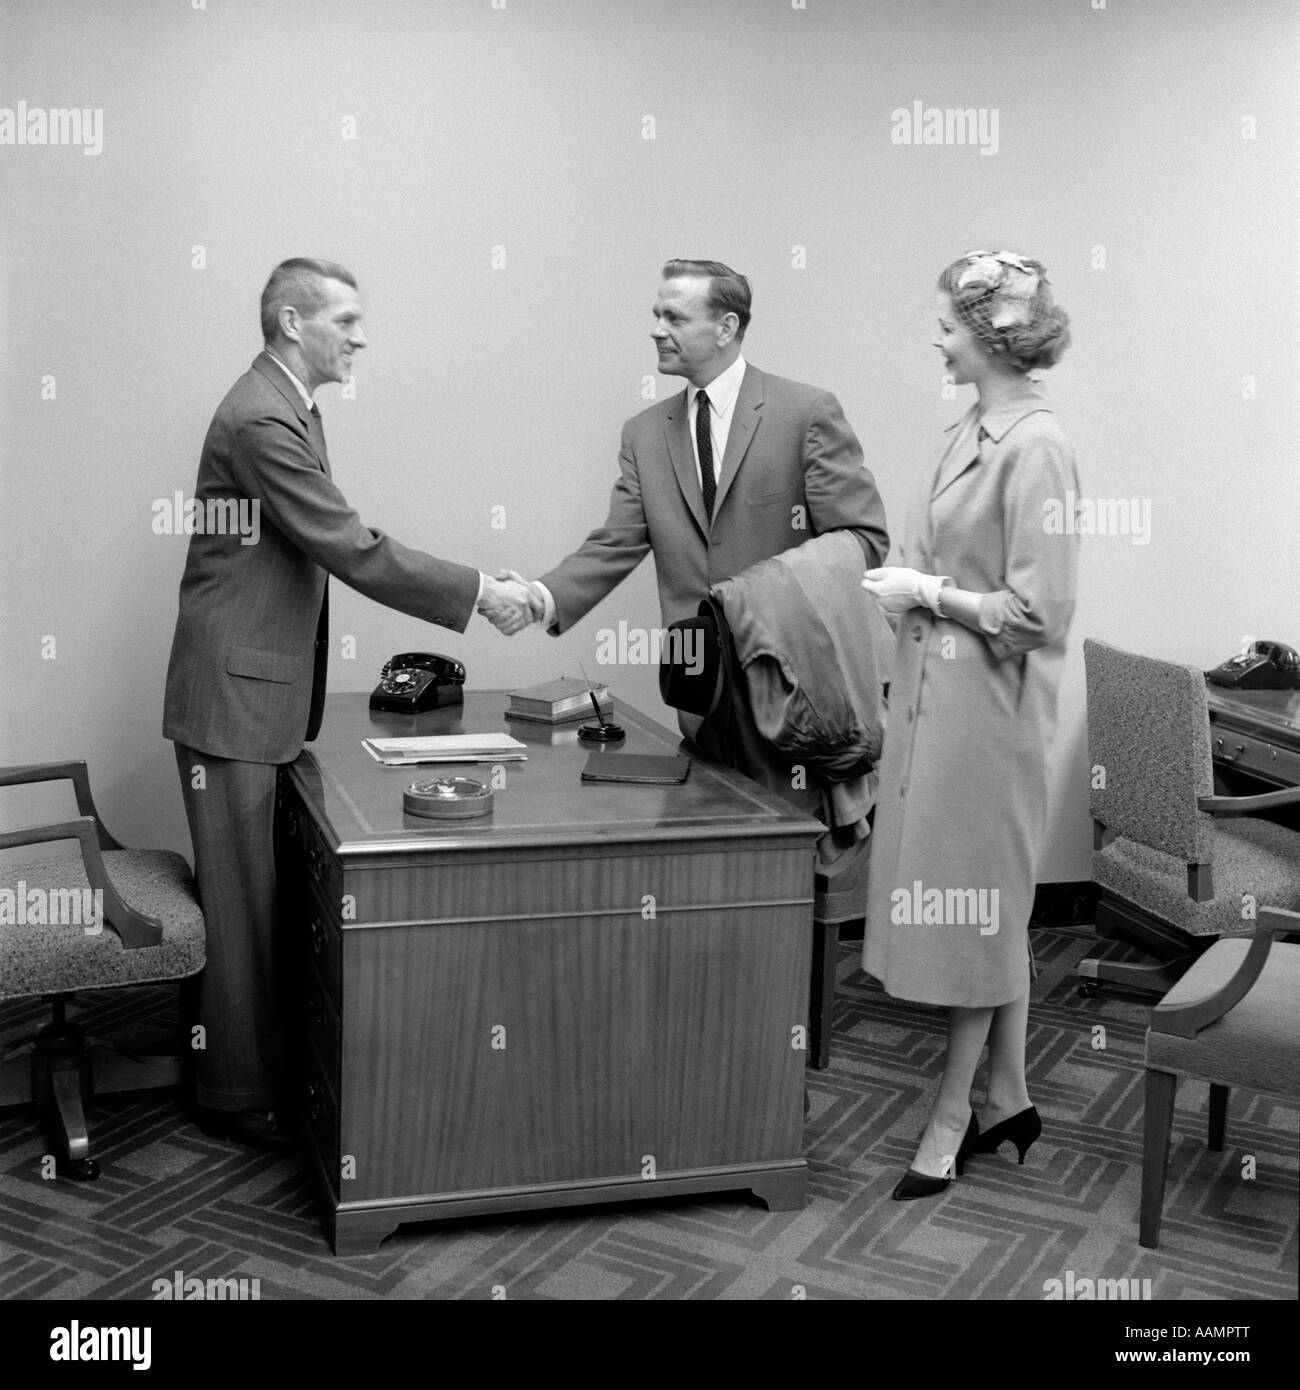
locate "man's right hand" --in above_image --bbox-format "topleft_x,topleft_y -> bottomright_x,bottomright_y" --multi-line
477,572 -> 545,635
496,570 -> 547,623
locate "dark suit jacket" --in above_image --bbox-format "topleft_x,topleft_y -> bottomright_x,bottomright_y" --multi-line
163,352 -> 479,764
539,365 -> 888,633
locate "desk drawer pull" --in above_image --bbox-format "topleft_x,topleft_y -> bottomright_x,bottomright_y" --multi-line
305,840 -> 327,883
309,914 -> 330,959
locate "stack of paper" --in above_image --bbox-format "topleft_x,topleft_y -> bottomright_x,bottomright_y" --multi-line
362,733 -> 528,766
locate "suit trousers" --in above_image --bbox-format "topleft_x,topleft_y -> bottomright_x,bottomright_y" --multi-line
174,742 -> 292,1111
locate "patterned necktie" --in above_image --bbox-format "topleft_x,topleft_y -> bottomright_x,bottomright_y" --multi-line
304,400 -> 330,739
696,389 -> 715,522
308,402 -> 331,476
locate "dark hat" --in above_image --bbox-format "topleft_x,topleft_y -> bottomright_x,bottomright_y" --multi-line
658,612 -> 725,717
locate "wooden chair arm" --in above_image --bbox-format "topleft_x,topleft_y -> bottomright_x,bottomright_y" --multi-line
1150,906 -> 1298,1039
0,761 -> 124,849
0,816 -> 162,948
1197,785 -> 1300,817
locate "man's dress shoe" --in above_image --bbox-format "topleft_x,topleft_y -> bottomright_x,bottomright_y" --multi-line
195,1107 -> 300,1148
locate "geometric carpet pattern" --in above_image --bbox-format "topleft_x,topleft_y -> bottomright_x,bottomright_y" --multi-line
1,926 -> 1295,1300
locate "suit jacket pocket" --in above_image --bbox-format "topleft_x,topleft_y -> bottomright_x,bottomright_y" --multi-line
227,644 -> 300,684
748,483 -> 801,503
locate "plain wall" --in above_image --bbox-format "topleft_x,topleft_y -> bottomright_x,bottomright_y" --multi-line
2,0 -> 1297,882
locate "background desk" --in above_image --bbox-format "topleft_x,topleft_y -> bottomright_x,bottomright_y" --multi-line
1208,686 -> 1300,840
1206,686 -> 1300,795
280,691 -> 822,1254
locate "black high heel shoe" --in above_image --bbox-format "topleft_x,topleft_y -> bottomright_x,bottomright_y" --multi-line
891,1112 -> 980,1201
971,1106 -> 1041,1165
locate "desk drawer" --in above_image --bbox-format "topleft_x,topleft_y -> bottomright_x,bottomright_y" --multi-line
337,842 -> 814,926
290,802 -> 343,906
1212,729 -> 1300,787
306,957 -> 341,1094
305,878 -> 343,1006
304,1043 -> 340,1189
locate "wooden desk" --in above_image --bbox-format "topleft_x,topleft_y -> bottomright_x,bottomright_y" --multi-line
1206,686 -> 1300,790
280,692 -> 822,1255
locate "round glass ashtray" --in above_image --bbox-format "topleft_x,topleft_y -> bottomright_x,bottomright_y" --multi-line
403,776 -> 495,819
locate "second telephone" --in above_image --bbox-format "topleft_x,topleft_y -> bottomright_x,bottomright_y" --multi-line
370,652 -> 466,712
1206,640 -> 1300,691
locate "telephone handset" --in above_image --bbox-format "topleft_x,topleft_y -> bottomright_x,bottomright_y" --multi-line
1206,639 -> 1300,691
369,651 -> 466,712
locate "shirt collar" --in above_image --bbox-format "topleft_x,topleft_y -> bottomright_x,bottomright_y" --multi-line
692,354 -> 747,415
978,376 -> 1051,443
943,375 -> 1051,443
262,348 -> 315,411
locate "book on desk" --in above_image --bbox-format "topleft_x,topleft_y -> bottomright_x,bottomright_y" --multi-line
506,676 -> 613,725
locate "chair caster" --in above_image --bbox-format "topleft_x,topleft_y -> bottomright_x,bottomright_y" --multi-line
1077,980 -> 1100,998
58,1157 -> 100,1181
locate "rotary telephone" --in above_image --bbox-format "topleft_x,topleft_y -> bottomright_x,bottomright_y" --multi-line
1206,639 -> 1300,691
369,651 -> 466,712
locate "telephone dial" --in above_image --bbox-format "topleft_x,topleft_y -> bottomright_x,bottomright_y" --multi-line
1206,639 -> 1300,692
369,651 -> 466,712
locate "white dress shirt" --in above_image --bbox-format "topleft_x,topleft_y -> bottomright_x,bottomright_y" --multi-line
262,348 -> 315,411
687,352 -> 747,493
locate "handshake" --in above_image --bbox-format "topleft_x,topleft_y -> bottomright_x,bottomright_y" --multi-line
476,570 -> 548,636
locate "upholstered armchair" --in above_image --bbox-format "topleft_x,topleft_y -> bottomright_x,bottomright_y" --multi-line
0,761 -> 205,1178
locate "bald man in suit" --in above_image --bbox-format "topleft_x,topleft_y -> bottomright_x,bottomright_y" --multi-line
494,259 -> 889,816
163,258 -> 534,1145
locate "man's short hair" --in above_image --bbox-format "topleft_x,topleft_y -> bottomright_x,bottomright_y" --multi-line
260,258 -> 357,342
662,258 -> 752,340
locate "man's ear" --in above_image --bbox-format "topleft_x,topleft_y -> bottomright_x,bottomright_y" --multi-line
279,305 -> 302,343
717,312 -> 739,347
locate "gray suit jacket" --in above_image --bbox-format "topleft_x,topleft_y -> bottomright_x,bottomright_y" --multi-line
540,365 -> 888,632
163,352 -> 479,763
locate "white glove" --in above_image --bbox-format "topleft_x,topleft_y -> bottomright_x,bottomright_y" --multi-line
861,567 -> 949,617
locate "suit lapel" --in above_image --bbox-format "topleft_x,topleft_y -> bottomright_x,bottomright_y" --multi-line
712,365 -> 762,519
931,409 -> 982,501
252,352 -> 330,477
665,389 -> 708,537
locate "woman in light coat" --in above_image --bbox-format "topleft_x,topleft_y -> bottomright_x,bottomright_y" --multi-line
861,251 -> 1079,1200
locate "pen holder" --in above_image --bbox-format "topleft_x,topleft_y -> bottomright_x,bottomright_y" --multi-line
578,722 -> 625,743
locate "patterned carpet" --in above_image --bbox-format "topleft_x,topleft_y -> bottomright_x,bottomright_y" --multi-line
0,926 -> 1294,1301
